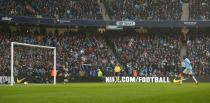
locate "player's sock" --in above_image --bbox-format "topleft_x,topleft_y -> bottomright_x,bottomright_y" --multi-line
192,76 -> 198,84
181,76 -> 184,81
179,77 -> 183,84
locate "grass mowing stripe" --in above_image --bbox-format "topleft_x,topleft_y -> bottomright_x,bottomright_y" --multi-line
0,83 -> 210,103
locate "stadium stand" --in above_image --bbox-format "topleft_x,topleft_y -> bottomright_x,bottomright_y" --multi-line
189,0 -> 210,20
0,0 -> 102,19
1,0 -> 210,21
0,0 -> 210,83
0,30 -> 209,82
186,33 -> 210,77
111,32 -> 181,77
103,0 -> 182,20
0,32 -> 117,80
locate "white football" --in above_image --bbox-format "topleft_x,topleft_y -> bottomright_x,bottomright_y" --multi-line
24,82 -> 28,85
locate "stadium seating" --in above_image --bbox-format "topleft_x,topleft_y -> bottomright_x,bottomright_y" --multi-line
104,0 -> 182,20
0,0 -> 102,19
0,32 -> 117,79
0,31 -> 209,80
186,33 -> 210,77
0,0 -> 210,83
1,0 -> 210,21
112,33 -> 181,77
189,0 -> 210,20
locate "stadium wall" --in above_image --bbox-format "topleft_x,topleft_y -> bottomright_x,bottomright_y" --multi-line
1,76 -> 210,84
184,77 -> 210,83
1,15 -> 210,27
66,77 -> 210,83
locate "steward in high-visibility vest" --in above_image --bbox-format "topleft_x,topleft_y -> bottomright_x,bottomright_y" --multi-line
114,63 -> 121,76
98,69 -> 103,77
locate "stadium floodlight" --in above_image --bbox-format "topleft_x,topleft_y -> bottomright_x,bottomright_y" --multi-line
10,42 -> 56,86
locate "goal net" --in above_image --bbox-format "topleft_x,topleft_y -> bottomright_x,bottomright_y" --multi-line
11,42 -> 56,86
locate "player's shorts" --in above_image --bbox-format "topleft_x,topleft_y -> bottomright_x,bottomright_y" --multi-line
183,68 -> 193,75
115,72 -> 120,76
64,79 -> 68,82
179,67 -> 185,74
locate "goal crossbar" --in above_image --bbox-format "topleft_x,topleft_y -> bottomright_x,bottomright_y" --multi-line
12,42 -> 56,49
11,42 -> 56,86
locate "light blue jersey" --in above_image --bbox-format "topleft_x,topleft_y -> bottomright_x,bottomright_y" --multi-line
184,58 -> 192,70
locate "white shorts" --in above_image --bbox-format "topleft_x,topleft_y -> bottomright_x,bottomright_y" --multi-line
183,68 -> 192,75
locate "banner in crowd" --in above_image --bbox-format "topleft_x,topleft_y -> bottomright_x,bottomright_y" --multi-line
105,77 -> 170,83
1,16 -> 13,21
116,21 -> 136,26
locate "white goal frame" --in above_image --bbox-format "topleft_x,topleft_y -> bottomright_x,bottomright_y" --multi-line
11,42 -> 56,86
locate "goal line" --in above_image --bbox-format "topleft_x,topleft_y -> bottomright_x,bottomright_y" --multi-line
10,42 -> 56,86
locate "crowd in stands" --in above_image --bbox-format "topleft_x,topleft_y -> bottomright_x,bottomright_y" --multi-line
104,0 -> 182,20
0,0 -> 102,20
0,30 -> 210,83
1,0 -> 210,21
112,33 -> 182,77
189,0 -> 210,20
0,31 -> 117,82
187,33 -> 210,77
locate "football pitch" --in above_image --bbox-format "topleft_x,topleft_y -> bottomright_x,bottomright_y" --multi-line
0,83 -> 210,103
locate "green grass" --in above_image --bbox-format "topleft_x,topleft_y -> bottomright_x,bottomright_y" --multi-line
0,83 -> 210,103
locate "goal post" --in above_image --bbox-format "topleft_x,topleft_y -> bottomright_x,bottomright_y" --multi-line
10,42 -> 56,86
